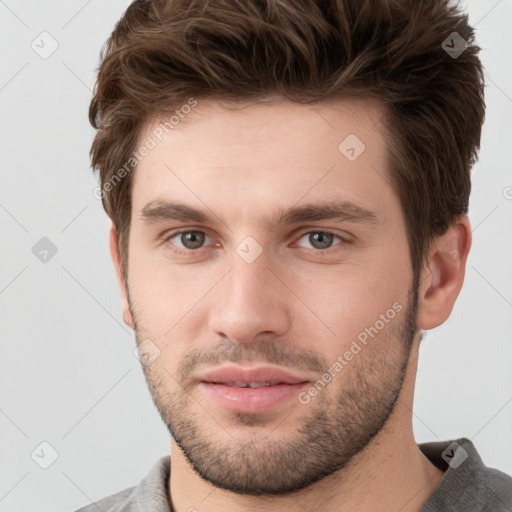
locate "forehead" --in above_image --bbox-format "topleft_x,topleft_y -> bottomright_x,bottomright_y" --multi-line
131,96 -> 398,227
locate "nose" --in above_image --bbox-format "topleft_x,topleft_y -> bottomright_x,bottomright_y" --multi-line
207,249 -> 292,344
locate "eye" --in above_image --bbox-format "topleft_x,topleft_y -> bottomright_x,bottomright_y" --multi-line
166,230 -> 213,253
295,231 -> 347,251
163,229 -> 349,256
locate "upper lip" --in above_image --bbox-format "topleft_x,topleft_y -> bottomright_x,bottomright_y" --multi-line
198,365 -> 311,385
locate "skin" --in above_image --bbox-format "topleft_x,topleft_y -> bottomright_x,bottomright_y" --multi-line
109,95 -> 471,512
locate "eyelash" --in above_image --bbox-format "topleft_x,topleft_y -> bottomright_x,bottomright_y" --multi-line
163,229 -> 350,256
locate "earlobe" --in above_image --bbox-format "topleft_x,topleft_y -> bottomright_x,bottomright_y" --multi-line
416,216 -> 472,330
109,223 -> 134,329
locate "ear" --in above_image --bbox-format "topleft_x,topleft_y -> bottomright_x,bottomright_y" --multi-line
109,223 -> 134,329
416,215 -> 472,330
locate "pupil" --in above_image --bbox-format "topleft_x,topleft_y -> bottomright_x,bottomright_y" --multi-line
311,232 -> 332,249
183,231 -> 204,249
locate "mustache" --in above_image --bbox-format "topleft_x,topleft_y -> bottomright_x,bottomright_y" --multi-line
179,339 -> 327,382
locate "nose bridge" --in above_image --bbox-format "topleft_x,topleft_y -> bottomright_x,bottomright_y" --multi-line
229,244 -> 272,299
208,240 -> 291,343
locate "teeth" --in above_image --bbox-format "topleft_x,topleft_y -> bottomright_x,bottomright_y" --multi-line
248,382 -> 274,388
224,381 -> 279,388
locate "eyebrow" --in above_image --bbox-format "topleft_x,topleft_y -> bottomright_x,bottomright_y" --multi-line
140,198 -> 379,228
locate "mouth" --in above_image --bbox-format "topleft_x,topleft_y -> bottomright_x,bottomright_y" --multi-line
206,381 -> 290,388
197,366 -> 311,414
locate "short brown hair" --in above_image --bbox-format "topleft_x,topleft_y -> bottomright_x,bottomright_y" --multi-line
89,0 -> 485,283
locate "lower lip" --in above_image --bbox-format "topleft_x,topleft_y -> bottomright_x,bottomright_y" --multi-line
199,382 -> 309,414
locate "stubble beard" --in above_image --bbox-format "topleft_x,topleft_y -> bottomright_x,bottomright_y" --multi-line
131,285 -> 419,495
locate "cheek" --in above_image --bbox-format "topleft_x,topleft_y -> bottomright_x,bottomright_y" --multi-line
128,254 -> 213,357
300,257 -> 410,353
128,245 -> 206,315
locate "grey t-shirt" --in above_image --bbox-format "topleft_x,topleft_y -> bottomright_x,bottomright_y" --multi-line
74,438 -> 512,511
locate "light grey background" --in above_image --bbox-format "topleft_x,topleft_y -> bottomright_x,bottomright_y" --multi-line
0,1 -> 511,511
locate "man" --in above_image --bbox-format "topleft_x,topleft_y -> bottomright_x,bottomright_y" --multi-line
77,0 -> 512,510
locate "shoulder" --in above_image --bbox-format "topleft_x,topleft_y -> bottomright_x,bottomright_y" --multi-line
473,465 -> 512,510
73,485 -> 137,512
420,438 -> 512,511
72,455 -> 171,512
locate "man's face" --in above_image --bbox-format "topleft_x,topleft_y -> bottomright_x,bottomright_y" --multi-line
124,96 -> 418,494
